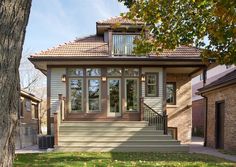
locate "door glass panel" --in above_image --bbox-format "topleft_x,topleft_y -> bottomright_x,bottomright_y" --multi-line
109,79 -> 120,113
88,79 -> 100,111
70,79 -> 83,112
126,79 -> 138,112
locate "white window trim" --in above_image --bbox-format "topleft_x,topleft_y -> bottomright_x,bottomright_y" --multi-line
125,78 -> 139,112
68,78 -> 83,113
86,78 -> 101,113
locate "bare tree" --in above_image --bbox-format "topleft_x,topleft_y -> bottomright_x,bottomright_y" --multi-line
0,1 -> 31,166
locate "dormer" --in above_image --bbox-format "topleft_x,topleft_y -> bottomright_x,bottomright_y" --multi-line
96,16 -> 144,56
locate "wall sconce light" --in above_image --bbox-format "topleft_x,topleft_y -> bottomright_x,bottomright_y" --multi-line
141,74 -> 145,82
61,74 -> 66,82
102,76 -> 107,82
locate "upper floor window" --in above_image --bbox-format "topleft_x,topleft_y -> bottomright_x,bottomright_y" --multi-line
112,35 -> 136,55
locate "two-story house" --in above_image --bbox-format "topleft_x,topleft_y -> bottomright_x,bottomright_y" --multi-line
29,16 -> 209,152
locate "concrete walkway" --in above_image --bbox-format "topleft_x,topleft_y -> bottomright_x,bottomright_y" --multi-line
190,137 -> 236,162
15,145 -> 53,154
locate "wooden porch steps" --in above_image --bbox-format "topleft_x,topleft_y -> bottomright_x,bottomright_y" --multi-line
56,121 -> 189,152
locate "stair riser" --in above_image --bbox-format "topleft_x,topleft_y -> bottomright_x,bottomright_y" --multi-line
59,131 -> 164,136
59,127 -> 156,131
60,123 -> 148,127
59,136 -> 173,141
56,147 -> 189,152
58,141 -> 180,146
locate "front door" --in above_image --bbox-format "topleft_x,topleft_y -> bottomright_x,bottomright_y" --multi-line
215,101 -> 225,149
107,78 -> 121,117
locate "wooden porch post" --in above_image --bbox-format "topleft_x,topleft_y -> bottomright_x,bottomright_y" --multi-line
53,112 -> 58,146
140,97 -> 144,121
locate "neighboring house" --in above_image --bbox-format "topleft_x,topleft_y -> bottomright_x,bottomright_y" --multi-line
29,16 -> 211,152
191,65 -> 235,136
198,70 -> 236,151
15,90 -> 41,149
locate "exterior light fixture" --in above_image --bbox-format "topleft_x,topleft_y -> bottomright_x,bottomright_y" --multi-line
102,76 -> 107,82
61,75 -> 66,82
141,74 -> 145,82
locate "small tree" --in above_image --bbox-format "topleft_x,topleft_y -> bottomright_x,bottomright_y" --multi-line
119,0 -> 236,65
0,1 -> 31,166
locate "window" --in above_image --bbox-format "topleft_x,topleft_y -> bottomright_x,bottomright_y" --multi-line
166,82 -> 176,105
86,68 -> 101,76
125,79 -> 139,112
87,79 -> 101,112
146,73 -> 158,97
124,68 -> 139,77
31,103 -> 38,119
112,35 -> 136,55
68,68 -> 83,76
69,79 -> 83,112
107,68 -> 122,76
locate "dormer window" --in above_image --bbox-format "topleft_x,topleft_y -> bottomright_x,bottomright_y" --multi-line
112,34 -> 136,55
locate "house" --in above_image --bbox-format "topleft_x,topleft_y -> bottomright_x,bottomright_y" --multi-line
15,90 -> 41,149
191,65 -> 235,136
29,16 -> 210,152
198,70 -> 236,151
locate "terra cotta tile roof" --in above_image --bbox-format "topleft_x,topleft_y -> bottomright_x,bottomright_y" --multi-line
32,35 -> 200,58
32,35 -> 108,57
97,16 -> 144,25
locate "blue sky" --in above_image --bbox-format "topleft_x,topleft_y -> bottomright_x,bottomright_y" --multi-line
23,0 -> 127,53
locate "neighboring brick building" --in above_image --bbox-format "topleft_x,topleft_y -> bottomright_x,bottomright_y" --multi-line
15,90 -> 41,149
191,65 -> 235,136
198,70 -> 236,151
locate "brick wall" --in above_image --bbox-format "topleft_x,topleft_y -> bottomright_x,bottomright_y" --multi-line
166,74 -> 192,143
192,99 -> 205,136
205,84 -> 236,151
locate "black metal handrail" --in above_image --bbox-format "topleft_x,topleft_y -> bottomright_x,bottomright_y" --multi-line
143,102 -> 168,134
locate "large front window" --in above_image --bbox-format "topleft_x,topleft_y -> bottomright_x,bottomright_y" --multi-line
112,35 -> 136,55
87,79 -> 101,112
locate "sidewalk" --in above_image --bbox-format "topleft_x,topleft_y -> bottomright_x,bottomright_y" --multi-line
190,137 -> 236,162
15,145 -> 53,154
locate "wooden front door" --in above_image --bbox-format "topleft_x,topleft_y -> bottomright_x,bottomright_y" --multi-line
215,101 -> 225,149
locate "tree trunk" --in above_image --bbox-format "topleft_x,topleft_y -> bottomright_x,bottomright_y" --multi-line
0,1 -> 31,166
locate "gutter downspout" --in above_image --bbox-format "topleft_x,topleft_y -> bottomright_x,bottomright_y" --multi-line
202,67 -> 207,147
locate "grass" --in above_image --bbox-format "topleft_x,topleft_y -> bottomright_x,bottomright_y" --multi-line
14,152 -> 235,167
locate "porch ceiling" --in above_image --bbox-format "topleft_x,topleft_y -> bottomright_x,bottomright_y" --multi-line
166,67 -> 203,77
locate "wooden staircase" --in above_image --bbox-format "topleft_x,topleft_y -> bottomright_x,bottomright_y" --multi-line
55,121 -> 188,152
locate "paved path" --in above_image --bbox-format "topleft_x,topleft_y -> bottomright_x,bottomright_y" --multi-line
15,145 -> 53,154
190,137 -> 236,162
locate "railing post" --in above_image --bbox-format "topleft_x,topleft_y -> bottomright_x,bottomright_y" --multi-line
54,112 -> 58,146
140,97 -> 144,121
163,111 -> 168,135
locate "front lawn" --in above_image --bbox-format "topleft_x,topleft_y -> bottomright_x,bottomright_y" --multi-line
14,152 -> 235,167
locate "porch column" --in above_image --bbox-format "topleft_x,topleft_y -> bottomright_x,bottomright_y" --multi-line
163,68 -> 168,134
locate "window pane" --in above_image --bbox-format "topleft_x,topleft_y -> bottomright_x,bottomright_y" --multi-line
124,68 -> 139,76
109,79 -> 120,113
70,79 -> 83,112
147,85 -> 156,96
126,79 -> 138,112
107,68 -> 122,76
166,83 -> 176,104
88,79 -> 100,111
68,68 -> 83,76
86,68 -> 101,76
147,74 -> 156,84
112,35 -> 136,55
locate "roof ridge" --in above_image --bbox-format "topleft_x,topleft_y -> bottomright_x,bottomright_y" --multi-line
96,16 -> 121,23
